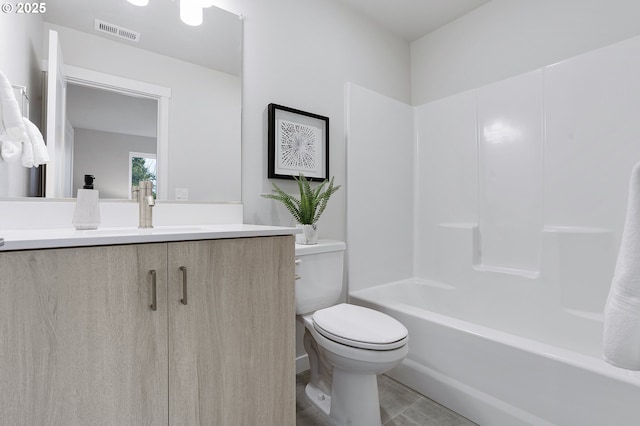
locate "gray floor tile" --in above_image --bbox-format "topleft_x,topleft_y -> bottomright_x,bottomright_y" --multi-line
378,375 -> 422,423
383,413 -> 421,426
296,370 -> 312,412
297,406 -> 334,426
401,398 -> 477,426
296,372 -> 477,426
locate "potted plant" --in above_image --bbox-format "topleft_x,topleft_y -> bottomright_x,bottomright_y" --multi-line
262,174 -> 340,244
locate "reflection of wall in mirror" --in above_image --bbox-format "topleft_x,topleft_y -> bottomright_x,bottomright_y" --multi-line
66,83 -> 158,199
73,129 -> 156,199
0,13 -> 44,198
42,23 -> 241,202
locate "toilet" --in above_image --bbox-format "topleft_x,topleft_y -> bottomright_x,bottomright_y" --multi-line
296,240 -> 408,426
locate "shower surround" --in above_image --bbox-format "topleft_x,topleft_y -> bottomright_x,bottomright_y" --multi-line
346,32 -> 640,426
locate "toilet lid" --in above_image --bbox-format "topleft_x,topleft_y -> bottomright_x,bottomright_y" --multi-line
312,304 -> 408,350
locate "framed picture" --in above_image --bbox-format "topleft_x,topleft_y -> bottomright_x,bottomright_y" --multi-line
268,103 -> 329,181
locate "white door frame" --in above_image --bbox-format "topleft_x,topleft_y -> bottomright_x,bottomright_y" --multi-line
63,64 -> 171,200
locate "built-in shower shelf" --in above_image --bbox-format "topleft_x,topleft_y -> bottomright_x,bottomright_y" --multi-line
543,226 -> 612,234
473,264 -> 540,279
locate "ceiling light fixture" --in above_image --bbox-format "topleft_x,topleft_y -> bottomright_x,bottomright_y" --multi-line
180,0 -> 203,26
126,0 -> 149,6
126,0 -> 215,26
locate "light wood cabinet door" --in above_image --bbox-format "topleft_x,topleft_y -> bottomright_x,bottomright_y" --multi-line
0,244 -> 168,426
168,236 -> 295,426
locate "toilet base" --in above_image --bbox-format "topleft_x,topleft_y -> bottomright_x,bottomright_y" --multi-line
305,382 -> 331,418
331,369 -> 383,426
305,370 -> 382,426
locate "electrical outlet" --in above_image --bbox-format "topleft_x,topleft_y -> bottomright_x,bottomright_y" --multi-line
176,188 -> 189,200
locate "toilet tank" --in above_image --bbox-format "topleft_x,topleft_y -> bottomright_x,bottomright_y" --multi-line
295,240 -> 346,315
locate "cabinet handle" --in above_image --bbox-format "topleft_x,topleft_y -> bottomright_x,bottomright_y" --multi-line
179,266 -> 188,305
149,270 -> 157,311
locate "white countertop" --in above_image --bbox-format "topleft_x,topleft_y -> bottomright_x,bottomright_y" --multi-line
0,224 -> 299,251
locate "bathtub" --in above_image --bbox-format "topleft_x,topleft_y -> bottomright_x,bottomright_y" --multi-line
350,279 -> 640,426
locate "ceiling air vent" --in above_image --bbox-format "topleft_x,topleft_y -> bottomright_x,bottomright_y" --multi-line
94,19 -> 141,43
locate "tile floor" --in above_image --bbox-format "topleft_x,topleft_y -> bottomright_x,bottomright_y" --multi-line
296,371 -> 478,426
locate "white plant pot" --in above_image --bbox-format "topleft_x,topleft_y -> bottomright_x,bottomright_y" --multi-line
296,224 -> 318,245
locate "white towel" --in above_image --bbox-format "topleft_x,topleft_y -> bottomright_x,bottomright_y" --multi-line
0,138 -> 22,162
604,161 -> 640,370
21,120 -> 34,168
0,71 -> 28,163
0,71 -> 27,141
23,116 -> 49,166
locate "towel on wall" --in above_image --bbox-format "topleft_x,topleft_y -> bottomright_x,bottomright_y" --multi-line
0,137 -> 22,162
20,120 -> 34,168
23,116 -> 49,166
0,71 -> 48,167
0,70 -> 28,163
0,100 -> 24,163
0,71 -> 27,140
604,161 -> 640,370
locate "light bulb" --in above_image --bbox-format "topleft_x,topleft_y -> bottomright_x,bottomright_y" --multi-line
180,0 -> 203,26
127,0 -> 149,6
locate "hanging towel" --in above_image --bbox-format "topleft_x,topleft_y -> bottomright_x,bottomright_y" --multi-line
0,70 -> 28,163
23,116 -> 49,166
21,120 -> 34,168
0,138 -> 22,162
0,70 -> 27,141
604,161 -> 640,370
0,118 -> 23,162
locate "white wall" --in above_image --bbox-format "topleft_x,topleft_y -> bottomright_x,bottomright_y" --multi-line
73,128 -> 156,199
476,70 -> 544,274
345,83 -> 414,292
44,23 -> 241,202
211,0 -> 411,371
0,13 -> 43,197
413,90 -> 478,280
216,0 -> 411,242
413,33 -> 640,313
411,0 -> 640,105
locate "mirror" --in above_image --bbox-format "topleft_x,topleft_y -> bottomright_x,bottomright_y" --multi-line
2,0 -> 242,202
67,83 -> 158,199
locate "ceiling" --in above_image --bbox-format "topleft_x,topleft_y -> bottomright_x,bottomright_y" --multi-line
335,0 -> 491,42
43,0 -> 242,76
42,0 -> 491,78
66,85 -> 157,138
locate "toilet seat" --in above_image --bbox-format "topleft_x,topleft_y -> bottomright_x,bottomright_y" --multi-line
312,303 -> 408,351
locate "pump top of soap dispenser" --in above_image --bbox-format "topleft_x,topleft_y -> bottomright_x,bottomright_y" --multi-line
83,174 -> 95,189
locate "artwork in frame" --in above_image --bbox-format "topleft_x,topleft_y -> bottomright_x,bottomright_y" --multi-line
268,103 -> 329,181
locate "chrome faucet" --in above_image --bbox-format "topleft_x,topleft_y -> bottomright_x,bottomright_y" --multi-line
134,181 -> 155,228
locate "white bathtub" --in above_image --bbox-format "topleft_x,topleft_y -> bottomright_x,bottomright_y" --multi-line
350,279 -> 640,426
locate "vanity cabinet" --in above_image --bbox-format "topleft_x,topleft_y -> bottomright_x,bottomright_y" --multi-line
168,238 -> 295,425
0,236 -> 295,426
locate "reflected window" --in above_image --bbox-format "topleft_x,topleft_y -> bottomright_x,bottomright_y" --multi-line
130,152 -> 156,198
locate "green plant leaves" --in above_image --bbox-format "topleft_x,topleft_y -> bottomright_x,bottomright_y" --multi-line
313,176 -> 339,224
262,174 -> 341,225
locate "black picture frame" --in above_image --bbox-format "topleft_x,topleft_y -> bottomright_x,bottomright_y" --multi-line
268,103 -> 329,181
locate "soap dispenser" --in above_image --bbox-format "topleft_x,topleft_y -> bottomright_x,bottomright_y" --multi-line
72,174 -> 101,230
